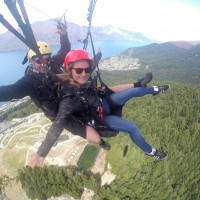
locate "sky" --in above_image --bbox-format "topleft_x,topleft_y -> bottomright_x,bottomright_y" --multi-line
0,0 -> 200,42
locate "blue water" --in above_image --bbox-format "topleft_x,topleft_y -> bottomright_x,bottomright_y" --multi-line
0,40 -> 148,106
0,40 -> 147,85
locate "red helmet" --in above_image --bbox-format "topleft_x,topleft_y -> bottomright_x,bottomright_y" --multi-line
64,49 -> 93,68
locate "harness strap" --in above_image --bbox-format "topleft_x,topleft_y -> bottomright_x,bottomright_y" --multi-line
0,14 -> 28,46
82,0 -> 107,90
17,0 -> 41,58
98,102 -> 103,121
2,0 -> 42,59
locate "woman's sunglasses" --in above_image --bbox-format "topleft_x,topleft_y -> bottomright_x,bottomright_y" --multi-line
72,67 -> 92,74
33,57 -> 51,64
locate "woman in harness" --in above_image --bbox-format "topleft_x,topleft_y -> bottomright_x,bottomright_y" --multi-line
29,49 -> 169,167
63,49 -> 169,160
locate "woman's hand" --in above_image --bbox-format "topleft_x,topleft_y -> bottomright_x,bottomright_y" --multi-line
27,153 -> 45,168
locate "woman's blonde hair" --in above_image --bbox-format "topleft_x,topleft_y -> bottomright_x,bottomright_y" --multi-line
57,64 -> 77,85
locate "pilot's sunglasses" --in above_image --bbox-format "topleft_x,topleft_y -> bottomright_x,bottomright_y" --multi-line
72,67 -> 92,74
33,57 -> 51,64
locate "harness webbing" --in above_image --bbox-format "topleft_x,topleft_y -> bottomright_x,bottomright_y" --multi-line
17,0 -> 41,58
0,14 -> 29,46
82,0 -> 107,90
1,0 -> 42,59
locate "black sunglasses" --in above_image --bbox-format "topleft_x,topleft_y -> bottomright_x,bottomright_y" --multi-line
33,57 -> 51,64
72,67 -> 92,74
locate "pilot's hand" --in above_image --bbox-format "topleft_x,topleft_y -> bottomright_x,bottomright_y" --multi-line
56,22 -> 67,35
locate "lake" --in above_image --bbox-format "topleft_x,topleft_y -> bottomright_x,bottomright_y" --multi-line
0,40 -> 149,85
0,40 -> 149,106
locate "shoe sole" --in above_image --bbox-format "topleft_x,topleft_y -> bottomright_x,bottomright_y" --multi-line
155,154 -> 168,161
140,72 -> 153,87
161,85 -> 170,92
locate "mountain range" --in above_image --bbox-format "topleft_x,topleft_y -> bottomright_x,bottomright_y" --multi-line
0,19 -> 152,52
122,41 -> 200,70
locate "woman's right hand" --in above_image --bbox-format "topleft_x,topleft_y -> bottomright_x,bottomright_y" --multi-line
27,153 -> 45,168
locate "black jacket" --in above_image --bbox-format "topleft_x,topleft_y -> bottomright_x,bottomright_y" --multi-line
37,82 -> 119,157
0,33 -> 71,119
37,82 -> 103,157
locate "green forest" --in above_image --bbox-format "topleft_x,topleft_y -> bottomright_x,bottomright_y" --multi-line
1,68 -> 200,199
